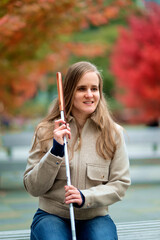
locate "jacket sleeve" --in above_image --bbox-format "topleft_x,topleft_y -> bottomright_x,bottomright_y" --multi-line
23,130 -> 64,197
81,128 -> 131,209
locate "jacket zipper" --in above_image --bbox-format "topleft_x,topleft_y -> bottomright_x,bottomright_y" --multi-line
74,137 -> 80,188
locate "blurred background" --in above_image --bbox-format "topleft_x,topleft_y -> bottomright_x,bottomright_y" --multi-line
0,0 -> 160,231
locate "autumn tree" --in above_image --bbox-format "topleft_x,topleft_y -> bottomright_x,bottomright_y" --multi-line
0,0 -> 132,117
111,2 -> 160,124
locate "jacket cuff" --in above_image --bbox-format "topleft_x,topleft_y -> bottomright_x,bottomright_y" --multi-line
51,139 -> 64,157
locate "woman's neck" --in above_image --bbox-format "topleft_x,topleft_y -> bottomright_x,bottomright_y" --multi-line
75,117 -> 86,129
71,113 -> 88,130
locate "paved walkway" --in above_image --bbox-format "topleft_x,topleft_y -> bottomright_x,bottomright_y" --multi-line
0,171 -> 160,231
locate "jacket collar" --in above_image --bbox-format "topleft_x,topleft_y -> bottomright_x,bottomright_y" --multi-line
67,112 -> 100,128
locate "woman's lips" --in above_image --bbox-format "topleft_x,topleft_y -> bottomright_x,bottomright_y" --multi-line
83,101 -> 94,104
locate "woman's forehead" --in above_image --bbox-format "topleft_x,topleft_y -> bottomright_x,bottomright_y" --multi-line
77,72 -> 99,86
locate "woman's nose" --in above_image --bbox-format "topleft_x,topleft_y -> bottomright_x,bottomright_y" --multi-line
85,89 -> 93,97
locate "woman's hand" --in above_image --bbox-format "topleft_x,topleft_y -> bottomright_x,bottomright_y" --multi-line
53,119 -> 71,145
64,185 -> 82,206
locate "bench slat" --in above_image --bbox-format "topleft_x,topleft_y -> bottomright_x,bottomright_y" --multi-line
124,128 -> 160,143
117,220 -> 160,240
2,132 -> 33,147
117,219 -> 160,227
0,162 -> 26,171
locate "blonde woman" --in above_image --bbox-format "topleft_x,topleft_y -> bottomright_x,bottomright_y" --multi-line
24,61 -> 130,240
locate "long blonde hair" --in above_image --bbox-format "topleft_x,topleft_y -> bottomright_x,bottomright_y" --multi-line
31,61 -> 120,160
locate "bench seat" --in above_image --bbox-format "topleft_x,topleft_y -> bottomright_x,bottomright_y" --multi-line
0,220 -> 160,240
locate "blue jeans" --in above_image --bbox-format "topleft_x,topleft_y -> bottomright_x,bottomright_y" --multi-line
31,208 -> 118,240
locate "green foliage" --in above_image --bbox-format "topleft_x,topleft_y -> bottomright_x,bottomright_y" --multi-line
69,25 -> 120,109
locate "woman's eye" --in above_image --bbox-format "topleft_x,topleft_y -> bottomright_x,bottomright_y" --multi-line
77,86 -> 98,91
77,87 -> 85,91
92,87 -> 98,91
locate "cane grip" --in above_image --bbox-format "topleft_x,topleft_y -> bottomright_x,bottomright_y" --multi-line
56,72 -> 65,112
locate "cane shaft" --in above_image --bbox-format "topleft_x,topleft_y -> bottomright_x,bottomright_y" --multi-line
57,73 -> 77,240
60,110 -> 71,186
60,111 -> 76,240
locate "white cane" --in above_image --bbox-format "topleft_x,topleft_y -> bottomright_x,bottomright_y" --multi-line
56,72 -> 77,240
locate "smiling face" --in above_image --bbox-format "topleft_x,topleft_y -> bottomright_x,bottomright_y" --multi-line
71,71 -> 100,124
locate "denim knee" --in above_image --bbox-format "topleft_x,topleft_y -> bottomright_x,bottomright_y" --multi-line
77,215 -> 118,240
31,209 -> 72,240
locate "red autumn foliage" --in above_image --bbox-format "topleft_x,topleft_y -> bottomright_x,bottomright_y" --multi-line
111,3 -> 160,124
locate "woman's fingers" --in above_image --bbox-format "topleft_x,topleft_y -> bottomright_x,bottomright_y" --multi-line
64,185 -> 82,206
54,125 -> 71,141
53,120 -> 71,144
54,123 -> 70,134
54,119 -> 65,129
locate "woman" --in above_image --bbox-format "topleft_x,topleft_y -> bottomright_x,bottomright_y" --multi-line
23,61 -> 130,240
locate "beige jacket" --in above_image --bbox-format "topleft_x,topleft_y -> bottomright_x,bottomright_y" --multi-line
23,116 -> 130,220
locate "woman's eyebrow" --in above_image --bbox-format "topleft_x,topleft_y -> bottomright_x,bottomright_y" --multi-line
77,84 -> 99,88
77,85 -> 86,87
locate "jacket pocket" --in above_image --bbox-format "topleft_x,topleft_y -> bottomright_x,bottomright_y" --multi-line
86,163 -> 110,189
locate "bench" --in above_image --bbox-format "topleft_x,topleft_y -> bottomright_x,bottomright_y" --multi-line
0,132 -> 33,187
0,220 -> 160,239
125,127 -> 160,162
124,127 -> 160,184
